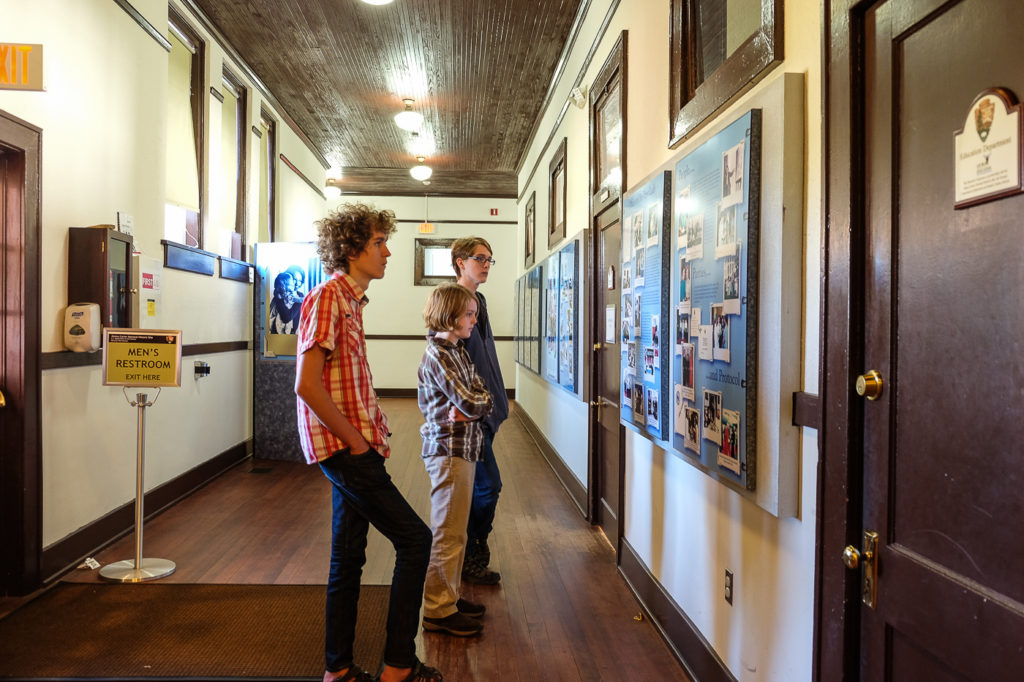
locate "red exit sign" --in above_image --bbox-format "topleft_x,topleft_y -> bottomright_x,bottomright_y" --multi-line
0,44 -> 43,91
490,208 -> 498,216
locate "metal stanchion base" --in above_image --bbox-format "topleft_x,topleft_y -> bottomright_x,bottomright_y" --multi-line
99,558 -> 176,582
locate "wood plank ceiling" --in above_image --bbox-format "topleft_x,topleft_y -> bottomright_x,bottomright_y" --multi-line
188,0 -> 586,198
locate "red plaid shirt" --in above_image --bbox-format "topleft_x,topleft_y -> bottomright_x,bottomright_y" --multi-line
296,272 -> 391,464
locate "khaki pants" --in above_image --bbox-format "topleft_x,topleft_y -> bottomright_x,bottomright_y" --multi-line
422,455 -> 476,619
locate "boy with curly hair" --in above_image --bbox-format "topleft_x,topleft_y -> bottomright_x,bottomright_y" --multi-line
295,203 -> 442,682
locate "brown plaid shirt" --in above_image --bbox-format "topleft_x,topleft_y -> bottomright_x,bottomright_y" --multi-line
417,336 -> 493,460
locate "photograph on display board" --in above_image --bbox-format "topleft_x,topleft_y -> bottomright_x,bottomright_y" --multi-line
646,202 -> 660,247
684,406 -> 700,453
721,140 -> 745,208
722,250 -> 741,316
719,408 -> 741,474
715,203 -> 738,258
685,212 -> 703,261
681,343 -> 695,401
712,304 -> 730,363
651,314 -> 660,353
622,261 -> 632,293
623,373 -> 634,405
673,385 -> 685,437
676,186 -> 690,249
632,380 -> 644,420
702,388 -> 722,445
669,109 -> 760,489
635,247 -> 646,286
645,387 -> 660,429
627,342 -> 636,372
631,212 -> 643,251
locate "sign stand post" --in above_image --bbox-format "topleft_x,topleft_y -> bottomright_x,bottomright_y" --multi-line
98,328 -> 183,583
99,389 -> 176,582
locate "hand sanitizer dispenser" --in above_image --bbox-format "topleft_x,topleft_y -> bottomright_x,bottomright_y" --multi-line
64,302 -> 101,352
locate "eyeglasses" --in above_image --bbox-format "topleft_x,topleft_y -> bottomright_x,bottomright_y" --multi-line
467,255 -> 496,266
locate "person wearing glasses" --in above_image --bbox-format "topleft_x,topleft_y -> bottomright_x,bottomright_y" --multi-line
449,237 -> 508,585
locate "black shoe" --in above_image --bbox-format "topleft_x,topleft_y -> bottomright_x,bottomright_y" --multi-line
461,559 -> 501,585
423,611 -> 483,637
375,660 -> 444,682
456,597 -> 486,618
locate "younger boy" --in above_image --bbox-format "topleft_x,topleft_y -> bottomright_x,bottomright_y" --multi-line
417,283 -> 493,637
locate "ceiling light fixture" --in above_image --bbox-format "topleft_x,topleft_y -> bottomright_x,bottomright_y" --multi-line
324,177 -> 342,200
410,156 -> 432,181
394,98 -> 424,131
360,0 -> 394,5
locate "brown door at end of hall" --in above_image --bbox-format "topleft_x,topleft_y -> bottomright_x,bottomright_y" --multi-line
592,208 -> 622,548
857,0 -> 1024,678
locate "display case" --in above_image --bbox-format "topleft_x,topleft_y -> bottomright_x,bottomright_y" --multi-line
68,226 -> 134,329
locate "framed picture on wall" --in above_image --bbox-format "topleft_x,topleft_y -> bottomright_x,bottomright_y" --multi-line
548,137 -> 567,248
524,191 -> 536,268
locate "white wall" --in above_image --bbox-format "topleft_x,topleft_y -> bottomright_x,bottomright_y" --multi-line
513,0 -> 823,680
0,0 -> 329,547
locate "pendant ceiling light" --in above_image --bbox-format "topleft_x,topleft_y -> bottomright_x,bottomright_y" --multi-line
394,98 -> 424,131
410,156 -> 432,181
360,0 -> 394,5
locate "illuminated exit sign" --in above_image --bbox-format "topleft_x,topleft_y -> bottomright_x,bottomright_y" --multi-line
0,44 -> 43,91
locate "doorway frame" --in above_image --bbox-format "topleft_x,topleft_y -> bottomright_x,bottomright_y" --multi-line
587,33 -> 627,541
0,108 -> 43,596
815,1 -> 869,680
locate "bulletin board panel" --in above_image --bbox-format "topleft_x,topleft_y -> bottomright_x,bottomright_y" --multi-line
619,171 -> 672,441
515,265 -> 543,375
671,110 -> 762,490
524,236 -> 580,395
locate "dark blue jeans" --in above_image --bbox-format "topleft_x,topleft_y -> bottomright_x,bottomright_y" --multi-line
320,448 -> 432,672
466,425 -> 502,546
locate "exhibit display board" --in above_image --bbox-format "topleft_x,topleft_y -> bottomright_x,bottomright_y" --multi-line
671,110 -> 761,489
516,236 -> 579,395
619,171 -> 672,441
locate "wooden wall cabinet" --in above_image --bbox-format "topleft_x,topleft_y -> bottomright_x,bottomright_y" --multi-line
67,227 -> 134,329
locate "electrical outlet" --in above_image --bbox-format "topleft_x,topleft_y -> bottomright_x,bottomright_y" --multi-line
724,569 -> 734,605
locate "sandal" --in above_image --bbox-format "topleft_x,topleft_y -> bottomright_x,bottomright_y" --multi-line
379,660 -> 444,682
331,664 -> 374,682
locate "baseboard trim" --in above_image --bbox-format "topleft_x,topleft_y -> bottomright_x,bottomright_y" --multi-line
40,440 -> 251,582
619,538 -> 737,682
511,403 -> 587,518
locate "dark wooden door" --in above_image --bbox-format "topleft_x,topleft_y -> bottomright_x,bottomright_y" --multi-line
0,110 -> 42,596
591,207 -> 622,547
857,1 -> 1024,678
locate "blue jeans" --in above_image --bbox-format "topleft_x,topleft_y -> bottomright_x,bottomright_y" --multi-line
466,425 -> 502,546
320,448 -> 432,672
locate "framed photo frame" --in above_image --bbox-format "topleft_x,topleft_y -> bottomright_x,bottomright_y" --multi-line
668,0 -> 782,147
524,191 -> 536,268
548,137 -> 567,248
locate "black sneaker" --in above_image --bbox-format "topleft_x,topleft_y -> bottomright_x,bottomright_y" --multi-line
376,660 -> 444,682
422,611 -> 483,637
456,597 -> 486,618
461,559 -> 501,585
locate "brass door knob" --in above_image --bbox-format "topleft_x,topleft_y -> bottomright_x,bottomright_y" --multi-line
0,387 -> 6,408
856,370 -> 883,400
842,545 -> 861,569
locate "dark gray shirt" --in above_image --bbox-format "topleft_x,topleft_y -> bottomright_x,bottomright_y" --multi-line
463,291 -> 508,433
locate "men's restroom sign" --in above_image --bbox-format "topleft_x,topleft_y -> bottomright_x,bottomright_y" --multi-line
103,329 -> 182,387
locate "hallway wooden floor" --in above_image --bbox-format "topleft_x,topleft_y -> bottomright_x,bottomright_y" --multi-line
59,399 -> 687,681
